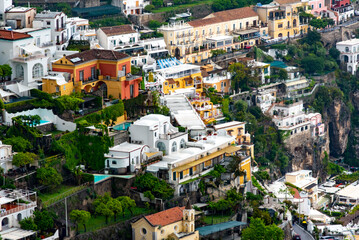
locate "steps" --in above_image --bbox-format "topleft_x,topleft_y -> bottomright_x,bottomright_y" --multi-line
163,94 -> 206,130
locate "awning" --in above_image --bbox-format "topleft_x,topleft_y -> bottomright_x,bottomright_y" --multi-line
6,83 -> 34,95
236,29 -> 260,35
197,221 -> 246,236
0,228 -> 35,240
0,89 -> 15,98
173,145 -> 241,173
285,79 -> 308,87
20,44 -> 43,55
167,78 -> 176,84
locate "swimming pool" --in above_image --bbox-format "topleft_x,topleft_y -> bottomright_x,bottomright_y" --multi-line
29,120 -> 51,127
94,175 -> 112,183
113,122 -> 131,131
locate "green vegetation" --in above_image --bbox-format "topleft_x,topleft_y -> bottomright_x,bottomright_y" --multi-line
229,62 -> 260,92
0,64 -> 12,81
151,0 -> 214,13
37,167 -> 63,191
13,152 -> 38,170
133,173 -> 174,199
89,17 -> 130,28
3,136 -> 32,152
252,176 -> 267,194
336,171 -> 359,183
140,31 -> 164,40
70,210 -> 91,233
75,101 -> 124,127
148,20 -> 163,30
310,18 -> 335,29
212,0 -> 271,12
39,185 -> 88,208
66,40 -> 90,52
242,218 -> 284,240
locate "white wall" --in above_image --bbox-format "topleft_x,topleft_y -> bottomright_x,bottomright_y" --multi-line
0,206 -> 36,231
4,108 -> 76,132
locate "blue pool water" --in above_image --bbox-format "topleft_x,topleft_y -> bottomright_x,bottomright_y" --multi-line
29,120 -> 51,127
113,122 -> 131,131
94,175 -> 112,183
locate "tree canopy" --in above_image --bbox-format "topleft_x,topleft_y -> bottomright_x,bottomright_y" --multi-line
13,152 -> 38,168
36,167 -> 63,190
70,210 -> 91,233
242,218 -> 284,240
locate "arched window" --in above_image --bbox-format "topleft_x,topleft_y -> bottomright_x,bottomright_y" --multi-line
180,139 -> 186,149
172,142 -> 177,152
278,33 -> 283,38
293,19 -> 297,27
345,47 -> 350,53
17,213 -> 22,222
16,65 -> 24,78
156,142 -> 166,152
32,63 -> 43,78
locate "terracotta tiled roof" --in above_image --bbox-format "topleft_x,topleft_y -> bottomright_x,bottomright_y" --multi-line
201,70 -> 209,77
65,49 -> 129,64
0,30 -> 32,41
167,78 -> 176,84
188,7 -> 258,27
274,0 -> 301,4
145,207 -> 185,227
100,25 -> 136,36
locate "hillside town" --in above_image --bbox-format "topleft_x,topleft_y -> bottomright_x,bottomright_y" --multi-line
0,0 -> 359,239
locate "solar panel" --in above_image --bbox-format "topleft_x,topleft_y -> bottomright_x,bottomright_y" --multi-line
71,57 -> 81,63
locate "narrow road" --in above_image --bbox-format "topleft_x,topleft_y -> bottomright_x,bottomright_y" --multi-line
293,223 -> 315,240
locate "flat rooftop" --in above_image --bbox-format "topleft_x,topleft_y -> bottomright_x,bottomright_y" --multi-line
336,38 -> 359,46
336,181 -> 359,199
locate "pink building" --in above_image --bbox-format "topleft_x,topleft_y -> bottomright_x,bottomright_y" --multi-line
308,0 -> 328,17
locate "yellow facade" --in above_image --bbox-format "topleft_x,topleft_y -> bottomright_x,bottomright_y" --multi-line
256,1 -> 310,39
162,73 -> 203,95
190,98 -> 222,124
158,7 -> 267,64
131,209 -> 199,240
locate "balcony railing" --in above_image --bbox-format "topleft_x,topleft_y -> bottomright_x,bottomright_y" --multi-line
0,202 -> 36,218
56,38 -> 68,45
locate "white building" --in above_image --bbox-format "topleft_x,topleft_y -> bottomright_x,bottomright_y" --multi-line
33,11 -> 68,51
336,38 -> 359,75
0,141 -> 13,173
13,28 -> 56,58
285,170 -> 318,204
0,30 -> 49,95
5,6 -> 36,30
105,142 -> 150,174
335,181 -> 359,205
128,114 -> 188,156
96,25 -> 140,50
0,189 -> 36,233
0,0 -> 13,26
112,0 -> 150,16
238,58 -> 271,85
271,101 -> 325,138
255,88 -> 276,112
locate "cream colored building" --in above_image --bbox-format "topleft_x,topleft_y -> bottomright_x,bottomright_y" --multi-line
158,7 -> 268,63
255,0 -> 310,39
131,202 -> 199,240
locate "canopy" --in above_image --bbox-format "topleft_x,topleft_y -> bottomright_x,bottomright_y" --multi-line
197,221 -> 246,236
20,44 -> 43,55
0,89 -> 15,98
6,83 -> 34,95
0,228 -> 35,240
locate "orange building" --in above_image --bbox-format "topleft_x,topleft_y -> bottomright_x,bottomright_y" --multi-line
43,49 -> 142,100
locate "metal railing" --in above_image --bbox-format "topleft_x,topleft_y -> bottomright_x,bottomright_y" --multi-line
0,202 -> 36,217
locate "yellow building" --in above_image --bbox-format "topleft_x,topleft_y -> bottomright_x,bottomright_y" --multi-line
131,202 -> 199,240
214,121 -> 254,159
255,0 -> 310,39
201,65 -> 232,94
42,49 -> 142,100
158,7 -> 268,63
154,62 -> 203,95
190,97 -> 223,124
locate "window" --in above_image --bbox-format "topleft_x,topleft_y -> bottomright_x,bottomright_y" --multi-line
91,67 -> 96,79
180,172 -> 183,179
156,141 -> 166,152
17,213 -> 22,222
47,21 -> 50,25
32,63 -> 43,78
202,29 -> 205,35
16,65 -> 24,78
79,70 -> 84,81
180,139 -> 186,149
141,228 -> 147,235
173,172 -> 176,181
112,161 -> 116,165
278,24 -> 283,28
172,142 -> 177,152
130,84 -> 134,98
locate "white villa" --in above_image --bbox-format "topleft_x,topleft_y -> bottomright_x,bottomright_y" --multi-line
336,38 -> 359,75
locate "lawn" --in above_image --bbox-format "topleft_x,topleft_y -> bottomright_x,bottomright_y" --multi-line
39,184 -> 88,208
77,207 -> 154,233
203,214 -> 232,225
152,0 -> 214,13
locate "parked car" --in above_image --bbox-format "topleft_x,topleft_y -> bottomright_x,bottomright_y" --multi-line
320,236 -> 338,240
293,235 -> 301,240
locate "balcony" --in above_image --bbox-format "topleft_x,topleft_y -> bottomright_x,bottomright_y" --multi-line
268,16 -> 286,21
40,42 -> 55,48
56,37 -> 68,45
0,202 -> 36,218
12,54 -> 46,63
55,25 -> 66,32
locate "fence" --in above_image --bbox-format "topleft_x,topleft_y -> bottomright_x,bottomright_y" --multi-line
42,184 -> 90,208
0,202 -> 37,218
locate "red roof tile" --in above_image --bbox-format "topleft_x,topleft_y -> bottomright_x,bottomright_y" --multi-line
145,207 -> 185,226
0,30 -> 32,41
65,49 -> 129,64
188,7 -> 258,27
100,25 -> 136,36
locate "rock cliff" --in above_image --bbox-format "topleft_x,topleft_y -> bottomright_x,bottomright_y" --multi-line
325,99 -> 351,157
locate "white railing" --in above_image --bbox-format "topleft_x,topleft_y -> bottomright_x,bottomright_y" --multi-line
0,202 -> 36,217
